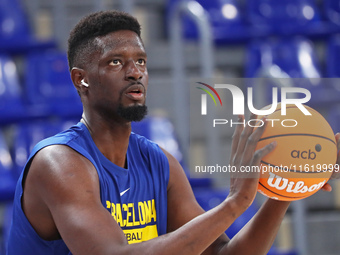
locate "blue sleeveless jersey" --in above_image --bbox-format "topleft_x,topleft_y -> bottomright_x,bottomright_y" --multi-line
7,122 -> 170,254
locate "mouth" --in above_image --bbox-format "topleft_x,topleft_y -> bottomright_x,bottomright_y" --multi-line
124,83 -> 146,101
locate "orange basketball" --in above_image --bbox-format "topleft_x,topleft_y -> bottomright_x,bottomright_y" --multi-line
256,104 -> 337,201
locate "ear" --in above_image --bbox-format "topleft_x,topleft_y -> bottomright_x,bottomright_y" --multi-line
71,67 -> 87,91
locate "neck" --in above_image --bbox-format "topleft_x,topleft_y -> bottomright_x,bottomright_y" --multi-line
81,113 -> 131,168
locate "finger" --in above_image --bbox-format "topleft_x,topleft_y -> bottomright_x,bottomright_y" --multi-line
230,115 -> 244,162
330,167 -> 340,179
242,139 -> 276,183
335,133 -> 340,165
240,117 -> 269,165
251,141 -> 277,167
334,133 -> 340,167
335,133 -> 340,150
321,183 -> 332,192
233,114 -> 257,165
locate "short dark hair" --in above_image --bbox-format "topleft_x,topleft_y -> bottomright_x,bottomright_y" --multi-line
67,10 -> 141,71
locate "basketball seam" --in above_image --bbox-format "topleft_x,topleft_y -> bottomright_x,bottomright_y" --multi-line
259,133 -> 336,145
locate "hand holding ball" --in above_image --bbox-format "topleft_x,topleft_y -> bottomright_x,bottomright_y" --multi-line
256,104 -> 337,201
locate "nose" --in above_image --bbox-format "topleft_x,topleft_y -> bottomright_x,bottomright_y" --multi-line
125,60 -> 143,81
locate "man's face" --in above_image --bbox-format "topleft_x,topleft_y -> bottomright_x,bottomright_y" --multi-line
86,30 -> 148,122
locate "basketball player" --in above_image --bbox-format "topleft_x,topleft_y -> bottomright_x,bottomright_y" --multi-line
8,10 -> 296,254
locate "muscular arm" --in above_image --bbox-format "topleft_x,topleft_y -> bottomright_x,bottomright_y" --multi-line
24,145 -> 239,255
165,116 -> 290,255
165,150 -> 290,255
23,116 -> 289,255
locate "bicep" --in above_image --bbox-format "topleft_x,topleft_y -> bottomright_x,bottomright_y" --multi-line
28,145 -> 128,254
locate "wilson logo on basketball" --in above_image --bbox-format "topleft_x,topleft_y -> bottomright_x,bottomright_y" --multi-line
266,172 -> 326,194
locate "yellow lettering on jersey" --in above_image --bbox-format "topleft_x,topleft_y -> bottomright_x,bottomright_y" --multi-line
129,203 -> 140,226
105,199 -> 157,228
124,203 -> 132,227
107,201 -> 116,221
123,225 -> 158,244
150,199 -> 157,222
138,201 -> 146,225
144,200 -> 152,224
116,203 -> 125,227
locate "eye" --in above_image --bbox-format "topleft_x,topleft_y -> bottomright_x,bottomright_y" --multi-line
109,59 -> 121,66
136,59 -> 146,66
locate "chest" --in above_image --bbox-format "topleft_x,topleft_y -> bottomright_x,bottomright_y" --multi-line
99,162 -> 159,228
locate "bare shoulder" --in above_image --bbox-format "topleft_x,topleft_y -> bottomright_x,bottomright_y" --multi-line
26,144 -> 97,184
22,144 -> 100,240
25,144 -> 100,204
159,147 -> 182,170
